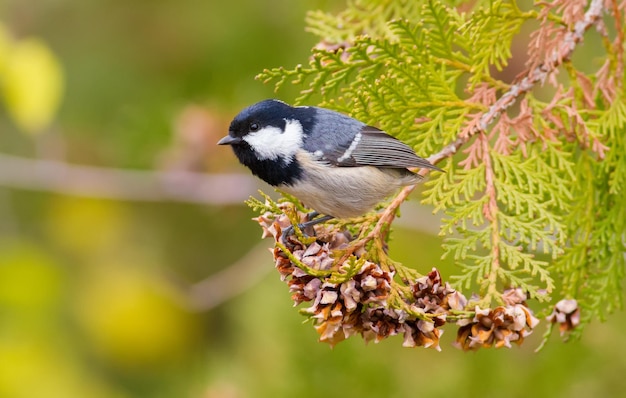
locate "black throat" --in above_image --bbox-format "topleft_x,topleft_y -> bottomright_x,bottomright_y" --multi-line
232,144 -> 303,186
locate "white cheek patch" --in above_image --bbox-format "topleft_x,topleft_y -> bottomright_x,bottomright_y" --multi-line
243,119 -> 304,162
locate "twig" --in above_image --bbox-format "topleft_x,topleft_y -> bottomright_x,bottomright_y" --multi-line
0,153 -> 258,205
610,0 -> 624,85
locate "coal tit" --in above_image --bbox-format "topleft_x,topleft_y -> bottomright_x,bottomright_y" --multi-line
218,99 -> 441,220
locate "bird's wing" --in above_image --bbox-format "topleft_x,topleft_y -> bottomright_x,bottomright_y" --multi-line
324,126 -> 441,171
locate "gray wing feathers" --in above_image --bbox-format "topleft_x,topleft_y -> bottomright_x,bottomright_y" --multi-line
305,108 -> 440,171
335,127 -> 441,170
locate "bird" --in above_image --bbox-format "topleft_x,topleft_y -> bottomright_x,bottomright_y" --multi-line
218,99 -> 441,234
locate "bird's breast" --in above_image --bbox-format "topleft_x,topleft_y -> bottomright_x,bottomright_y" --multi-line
279,152 -> 418,218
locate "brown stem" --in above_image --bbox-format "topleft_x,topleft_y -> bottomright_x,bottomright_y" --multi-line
480,133 -> 502,303
610,0 -> 624,86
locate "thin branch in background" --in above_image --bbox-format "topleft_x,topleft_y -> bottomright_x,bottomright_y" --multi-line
0,153 -> 258,205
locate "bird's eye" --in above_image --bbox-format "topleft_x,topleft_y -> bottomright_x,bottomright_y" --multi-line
249,122 -> 260,132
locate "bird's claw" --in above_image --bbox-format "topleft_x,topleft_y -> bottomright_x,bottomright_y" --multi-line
282,220 -> 317,242
281,224 -> 296,241
280,213 -> 334,242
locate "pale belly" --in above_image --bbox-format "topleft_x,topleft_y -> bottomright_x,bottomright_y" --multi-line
279,155 -> 420,218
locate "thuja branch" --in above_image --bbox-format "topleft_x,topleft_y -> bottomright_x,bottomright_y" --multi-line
338,0 -> 608,308
372,0 -> 606,238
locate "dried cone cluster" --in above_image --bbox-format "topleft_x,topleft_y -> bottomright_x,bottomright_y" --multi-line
254,208 -> 541,351
255,210 -> 464,350
454,288 -> 540,350
404,268 -> 464,349
546,299 -> 581,336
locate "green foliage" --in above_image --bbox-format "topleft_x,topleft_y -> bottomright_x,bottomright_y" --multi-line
257,0 -> 626,336
556,98 -> 626,321
462,0 -> 528,84
305,0 -> 423,43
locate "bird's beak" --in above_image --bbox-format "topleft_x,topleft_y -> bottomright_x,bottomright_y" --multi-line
217,135 -> 242,145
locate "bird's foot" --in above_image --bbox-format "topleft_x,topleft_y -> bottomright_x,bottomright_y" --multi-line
281,213 -> 334,242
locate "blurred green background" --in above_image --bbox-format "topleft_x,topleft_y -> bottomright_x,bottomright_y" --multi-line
0,1 -> 625,397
